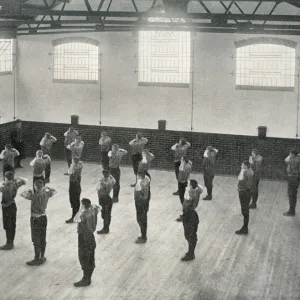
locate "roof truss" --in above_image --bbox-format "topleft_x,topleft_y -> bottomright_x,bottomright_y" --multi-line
0,0 -> 299,35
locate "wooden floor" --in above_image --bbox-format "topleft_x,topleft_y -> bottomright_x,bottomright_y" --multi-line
0,159 -> 300,300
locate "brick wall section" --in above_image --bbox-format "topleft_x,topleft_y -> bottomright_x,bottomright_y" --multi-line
0,120 -> 297,180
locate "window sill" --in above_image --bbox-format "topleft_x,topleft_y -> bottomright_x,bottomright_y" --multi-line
235,85 -> 295,92
138,82 -> 189,88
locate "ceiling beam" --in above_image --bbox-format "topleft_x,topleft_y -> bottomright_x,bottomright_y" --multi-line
19,10 -> 300,23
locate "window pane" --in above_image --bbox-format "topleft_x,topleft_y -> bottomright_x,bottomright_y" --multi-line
138,30 -> 191,85
0,39 -> 12,73
53,42 -> 99,82
236,43 -> 296,88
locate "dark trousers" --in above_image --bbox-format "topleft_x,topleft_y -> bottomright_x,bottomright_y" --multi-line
135,194 -> 151,238
178,181 -> 188,205
31,215 -> 47,258
251,177 -> 260,203
3,164 -> 15,180
2,203 -> 17,243
287,176 -> 300,213
239,190 -> 251,228
45,164 -> 51,181
132,154 -> 142,175
33,175 -> 45,193
69,180 -> 81,219
65,148 -> 72,168
174,161 -> 181,180
183,211 -> 199,255
99,195 -> 113,230
12,141 -> 25,166
101,151 -> 109,170
110,167 -> 120,198
78,232 -> 96,276
204,173 -> 214,196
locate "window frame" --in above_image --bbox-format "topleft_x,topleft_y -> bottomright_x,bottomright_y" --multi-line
235,37 -> 297,92
137,27 -> 192,88
52,37 -> 100,84
0,38 -> 13,76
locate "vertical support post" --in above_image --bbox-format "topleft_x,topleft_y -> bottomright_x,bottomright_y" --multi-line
190,34 -> 195,131
99,53 -> 102,125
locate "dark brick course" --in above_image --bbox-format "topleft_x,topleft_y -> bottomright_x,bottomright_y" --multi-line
0,120 -> 296,180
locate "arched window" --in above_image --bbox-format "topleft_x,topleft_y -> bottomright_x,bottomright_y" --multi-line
138,17 -> 191,87
0,39 -> 13,74
235,38 -> 296,91
52,38 -> 99,83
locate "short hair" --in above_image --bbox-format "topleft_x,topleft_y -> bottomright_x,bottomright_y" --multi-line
180,138 -> 187,145
207,146 -> 213,152
36,150 -> 43,157
182,155 -> 189,162
81,198 -> 91,206
136,132 -> 142,139
142,149 -> 149,154
15,119 -> 21,123
102,131 -> 107,135
75,135 -> 82,139
5,171 -> 14,181
112,144 -> 119,149
34,180 -> 44,189
190,179 -> 198,186
102,169 -> 110,176
73,157 -> 80,163
69,127 -> 74,131
5,144 -> 12,150
291,149 -> 298,156
252,149 -> 258,155
242,161 -> 251,168
45,132 -> 51,137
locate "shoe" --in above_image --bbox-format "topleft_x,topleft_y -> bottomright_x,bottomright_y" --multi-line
38,257 -> 47,265
0,243 -> 14,250
135,236 -> 147,244
64,172 -> 69,176
181,253 -> 195,261
173,191 -> 179,196
283,211 -> 295,216
74,276 -> 91,287
97,228 -> 109,234
203,195 -> 212,200
235,227 -> 248,235
113,197 -> 119,203
176,215 -> 183,222
249,202 -> 257,209
131,183 -> 136,187
26,259 -> 40,266
65,218 -> 74,224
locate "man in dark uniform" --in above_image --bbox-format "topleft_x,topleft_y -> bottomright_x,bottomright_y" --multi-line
10,119 -> 25,168
73,198 -> 100,287
203,146 -> 218,200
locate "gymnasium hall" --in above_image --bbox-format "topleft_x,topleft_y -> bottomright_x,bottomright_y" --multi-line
0,0 -> 300,299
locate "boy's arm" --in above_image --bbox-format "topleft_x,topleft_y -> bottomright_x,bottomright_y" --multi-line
0,150 -> 5,160
171,143 -> 178,150
12,149 -> 20,157
15,177 -> 28,188
51,136 -> 57,143
29,158 -> 36,167
20,190 -> 34,200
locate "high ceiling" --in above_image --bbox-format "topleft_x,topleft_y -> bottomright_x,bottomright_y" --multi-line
0,0 -> 300,35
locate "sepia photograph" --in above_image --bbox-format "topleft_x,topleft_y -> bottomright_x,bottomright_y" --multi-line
0,0 -> 299,299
